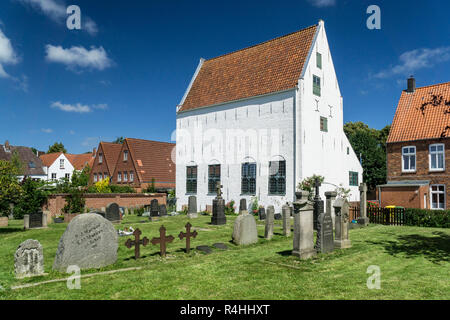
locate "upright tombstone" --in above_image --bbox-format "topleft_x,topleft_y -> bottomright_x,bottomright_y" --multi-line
211,182 -> 226,225
313,178 -> 324,230
264,206 -> 275,240
258,207 -> 266,220
14,239 -> 45,278
8,203 -> 14,220
315,202 -> 334,254
334,198 -> 352,249
282,205 -> 291,236
105,203 -> 121,223
53,213 -> 118,272
24,211 -> 47,229
150,199 -> 160,221
232,205 -> 258,246
292,191 -> 316,259
159,204 -> 168,217
358,183 -> 369,226
239,199 -> 247,215
325,191 -> 337,230
188,195 -> 198,218
0,217 -> 8,227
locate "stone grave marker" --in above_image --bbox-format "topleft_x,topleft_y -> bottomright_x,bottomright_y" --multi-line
151,225 -> 174,257
239,198 -> 247,214
196,245 -> 212,254
150,199 -> 160,221
265,206 -> 275,240
282,205 -> 291,236
213,243 -> 228,250
24,211 -> 47,229
334,198 -> 352,249
358,182 -> 369,226
258,207 -> 266,220
14,239 -> 45,279
211,182 -> 226,225
315,204 -> 334,254
232,212 -> 258,245
188,195 -> 198,218
313,178 -> 324,230
125,228 -> 149,259
159,204 -> 168,217
325,191 -> 337,229
179,222 -> 198,253
53,213 -> 118,272
274,212 -> 282,220
0,217 -> 8,227
105,203 -> 121,223
292,191 -> 316,259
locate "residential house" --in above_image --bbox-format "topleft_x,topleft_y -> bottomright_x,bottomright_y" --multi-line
90,142 -> 122,184
378,78 -> 449,210
0,141 -> 46,180
175,20 -> 363,212
110,138 -> 176,192
40,150 -> 96,181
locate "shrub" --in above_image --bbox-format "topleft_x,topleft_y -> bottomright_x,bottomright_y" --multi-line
14,177 -> 50,219
225,200 -> 236,215
110,184 -> 135,193
63,187 -> 86,214
404,208 -> 449,228
298,174 -> 325,201
94,178 -> 111,193
250,196 -> 259,215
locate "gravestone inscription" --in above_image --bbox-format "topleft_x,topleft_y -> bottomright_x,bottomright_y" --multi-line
315,209 -> 334,254
15,239 -> 45,278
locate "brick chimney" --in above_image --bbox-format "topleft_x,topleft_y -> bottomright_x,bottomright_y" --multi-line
4,140 -> 10,152
92,147 -> 97,157
406,75 -> 416,93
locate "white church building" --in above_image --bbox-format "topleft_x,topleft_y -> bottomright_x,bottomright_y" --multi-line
175,20 -> 363,213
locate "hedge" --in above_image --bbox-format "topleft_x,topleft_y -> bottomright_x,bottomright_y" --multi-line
404,208 -> 449,228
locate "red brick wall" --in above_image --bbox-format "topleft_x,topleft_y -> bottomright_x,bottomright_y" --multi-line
90,144 -> 112,184
44,193 -> 166,217
378,185 -> 429,208
386,138 -> 449,209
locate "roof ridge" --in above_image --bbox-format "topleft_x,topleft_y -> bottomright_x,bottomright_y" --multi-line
126,138 -> 175,145
205,24 -> 318,62
408,81 -> 450,91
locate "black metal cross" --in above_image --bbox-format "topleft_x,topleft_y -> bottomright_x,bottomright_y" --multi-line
314,177 -> 321,199
151,225 -> 174,257
179,222 -> 198,254
125,228 -> 149,259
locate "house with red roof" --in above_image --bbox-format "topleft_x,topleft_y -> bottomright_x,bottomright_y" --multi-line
40,149 -> 96,181
175,20 -> 363,213
378,77 -> 449,210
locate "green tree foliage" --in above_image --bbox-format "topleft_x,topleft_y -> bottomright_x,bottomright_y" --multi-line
63,187 -> 86,214
344,122 -> 390,190
47,142 -> 67,154
0,160 -> 23,216
14,177 -> 51,219
10,150 -> 23,175
71,165 -> 91,187
112,137 -> 124,144
298,174 -> 325,201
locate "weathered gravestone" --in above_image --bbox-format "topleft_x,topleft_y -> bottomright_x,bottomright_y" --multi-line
282,205 -> 291,236
264,206 -> 275,240
315,203 -> 334,254
358,182 -> 369,226
213,243 -> 228,250
159,204 -> 168,217
239,198 -> 247,214
24,211 -> 47,229
292,191 -> 316,259
325,191 -> 337,230
258,207 -> 266,220
313,178 -> 324,230
105,203 -> 121,223
150,199 -> 160,221
334,198 -> 352,249
232,211 -> 258,246
188,195 -> 198,218
196,245 -> 212,255
15,239 -> 45,278
53,213 -> 118,272
211,182 -> 226,225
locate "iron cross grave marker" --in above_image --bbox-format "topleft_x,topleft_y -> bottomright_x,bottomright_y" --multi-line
125,228 -> 149,259
179,222 -> 198,253
151,225 -> 174,257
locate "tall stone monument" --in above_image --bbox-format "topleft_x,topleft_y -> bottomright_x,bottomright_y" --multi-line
264,206 -> 275,240
211,182 -> 226,225
258,207 -> 266,220
325,191 -> 337,230
334,197 -> 352,249
313,178 -> 324,230
188,195 -> 198,218
292,191 -> 316,259
282,204 -> 291,236
358,182 -> 369,226
315,203 -> 334,254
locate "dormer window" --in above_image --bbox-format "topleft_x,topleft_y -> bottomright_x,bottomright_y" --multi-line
99,153 -> 103,164
28,161 -> 35,168
124,150 -> 128,161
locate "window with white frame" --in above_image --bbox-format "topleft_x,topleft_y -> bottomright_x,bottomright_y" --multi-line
65,173 -> 70,180
118,172 -> 122,182
99,172 -> 103,180
51,173 -> 57,180
124,171 -> 128,182
130,171 -> 134,182
99,153 -> 103,164
429,144 -> 445,171
60,159 -> 64,169
402,146 -> 416,172
124,150 -> 128,161
94,173 -> 97,182
430,185 -> 445,209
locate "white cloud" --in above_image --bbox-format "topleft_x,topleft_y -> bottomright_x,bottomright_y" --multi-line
16,0 -> 98,35
0,28 -> 19,78
41,128 -> 53,133
69,130 -> 75,135
308,0 -> 336,8
374,47 -> 450,78
51,101 -> 108,113
45,45 -> 113,72
81,137 -> 99,147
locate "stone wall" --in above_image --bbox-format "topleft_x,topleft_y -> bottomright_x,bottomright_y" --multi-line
44,193 -> 167,217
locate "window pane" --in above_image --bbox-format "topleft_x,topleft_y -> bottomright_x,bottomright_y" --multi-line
431,154 -> 437,169
438,154 -> 444,169
410,156 -> 415,169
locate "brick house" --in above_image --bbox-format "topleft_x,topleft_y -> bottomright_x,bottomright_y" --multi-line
90,142 -> 122,184
90,138 -> 176,192
378,78 -> 449,210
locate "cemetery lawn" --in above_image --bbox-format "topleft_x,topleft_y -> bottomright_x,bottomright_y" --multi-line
0,215 -> 449,300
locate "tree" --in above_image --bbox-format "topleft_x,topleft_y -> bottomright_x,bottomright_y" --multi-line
47,142 -> 67,154
0,160 -> 22,216
112,137 -> 124,144
71,165 -> 91,187
344,122 -> 390,190
14,177 -> 50,219
10,150 -> 23,175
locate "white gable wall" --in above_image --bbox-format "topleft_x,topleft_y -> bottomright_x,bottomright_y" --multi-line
44,154 -> 75,181
297,20 -> 362,201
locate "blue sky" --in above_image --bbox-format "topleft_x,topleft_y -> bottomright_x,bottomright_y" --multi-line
0,0 -> 449,154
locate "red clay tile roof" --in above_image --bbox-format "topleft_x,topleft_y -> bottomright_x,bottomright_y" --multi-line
387,81 -> 450,143
179,24 -> 318,112
125,138 -> 176,184
66,153 -> 95,170
99,142 -> 122,174
39,152 -> 63,167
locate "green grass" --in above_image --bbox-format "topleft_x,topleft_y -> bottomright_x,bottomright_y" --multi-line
0,214 -> 449,300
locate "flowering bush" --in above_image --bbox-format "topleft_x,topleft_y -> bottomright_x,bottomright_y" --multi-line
95,178 -> 111,193
298,174 -> 325,201
367,201 -> 379,209
225,200 -> 236,215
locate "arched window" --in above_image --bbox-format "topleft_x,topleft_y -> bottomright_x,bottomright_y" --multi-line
208,160 -> 221,194
241,157 -> 256,195
186,161 -> 197,194
268,156 -> 286,195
